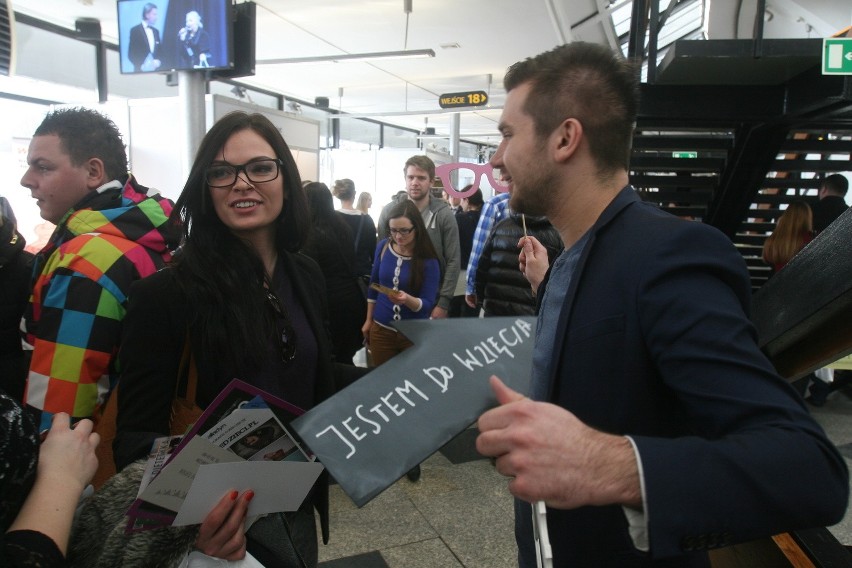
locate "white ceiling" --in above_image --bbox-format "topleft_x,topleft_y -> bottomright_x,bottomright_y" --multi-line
9,1 -> 846,148
9,0 -> 616,147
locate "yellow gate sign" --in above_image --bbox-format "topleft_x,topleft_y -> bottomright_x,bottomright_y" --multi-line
438,91 -> 489,109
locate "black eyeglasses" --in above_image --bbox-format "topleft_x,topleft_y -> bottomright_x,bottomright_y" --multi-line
266,290 -> 297,362
206,159 -> 283,188
389,227 -> 415,235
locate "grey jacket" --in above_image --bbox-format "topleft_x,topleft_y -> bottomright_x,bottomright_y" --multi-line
377,195 -> 460,311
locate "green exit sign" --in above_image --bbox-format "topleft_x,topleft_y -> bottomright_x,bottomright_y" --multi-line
823,38 -> 852,75
672,151 -> 697,158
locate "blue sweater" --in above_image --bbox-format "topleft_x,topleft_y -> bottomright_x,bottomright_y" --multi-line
368,239 -> 440,325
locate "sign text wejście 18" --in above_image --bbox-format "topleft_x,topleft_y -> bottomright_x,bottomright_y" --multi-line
438,90 -> 489,109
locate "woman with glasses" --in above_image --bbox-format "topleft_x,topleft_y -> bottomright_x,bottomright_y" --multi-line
362,200 -> 440,367
114,112 -> 344,567
362,201 -> 439,482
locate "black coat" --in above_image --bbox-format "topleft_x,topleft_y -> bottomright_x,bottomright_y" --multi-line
537,187 -> 847,564
128,23 -> 161,71
475,213 -> 562,316
812,195 -> 849,234
0,224 -> 32,403
303,225 -> 367,364
337,212 -> 376,278
114,251 -> 361,544
456,208 -> 482,269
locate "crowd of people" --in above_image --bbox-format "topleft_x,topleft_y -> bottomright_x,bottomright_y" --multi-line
0,41 -> 850,568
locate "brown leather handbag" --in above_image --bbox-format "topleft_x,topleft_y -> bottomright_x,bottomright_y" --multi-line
92,336 -> 202,489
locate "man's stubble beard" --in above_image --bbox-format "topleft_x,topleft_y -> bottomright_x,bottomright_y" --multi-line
408,189 -> 429,208
508,166 -> 559,217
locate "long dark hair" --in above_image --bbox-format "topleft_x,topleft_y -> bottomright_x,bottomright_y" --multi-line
383,200 -> 438,295
170,111 -> 309,373
304,182 -> 353,243
762,201 -> 813,268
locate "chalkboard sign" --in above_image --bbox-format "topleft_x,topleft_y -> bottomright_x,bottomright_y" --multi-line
291,316 -> 536,506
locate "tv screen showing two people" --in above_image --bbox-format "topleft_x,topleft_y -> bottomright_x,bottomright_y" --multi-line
118,0 -> 232,74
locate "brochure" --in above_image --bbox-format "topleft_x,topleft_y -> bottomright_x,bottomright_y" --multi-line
125,379 -> 323,531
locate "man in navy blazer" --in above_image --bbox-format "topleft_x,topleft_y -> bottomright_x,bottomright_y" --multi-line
475,42 -> 848,567
127,3 -> 162,72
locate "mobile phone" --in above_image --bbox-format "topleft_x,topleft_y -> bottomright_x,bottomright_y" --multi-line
370,282 -> 400,296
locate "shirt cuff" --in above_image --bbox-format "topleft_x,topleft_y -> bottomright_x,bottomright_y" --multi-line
413,298 -> 424,312
622,435 -> 649,552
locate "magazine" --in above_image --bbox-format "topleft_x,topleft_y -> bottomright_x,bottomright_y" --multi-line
125,379 -> 323,531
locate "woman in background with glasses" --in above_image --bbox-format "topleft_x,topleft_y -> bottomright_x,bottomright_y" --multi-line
362,200 -> 440,367
361,199 -> 441,481
362,200 -> 440,482
114,112 -> 344,567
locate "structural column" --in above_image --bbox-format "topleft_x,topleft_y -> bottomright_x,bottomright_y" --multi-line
450,112 -> 460,160
178,71 -> 207,179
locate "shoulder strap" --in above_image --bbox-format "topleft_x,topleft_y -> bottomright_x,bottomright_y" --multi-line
354,214 -> 365,252
178,334 -> 198,405
170,332 -> 201,437
92,331 -> 199,489
332,230 -> 356,276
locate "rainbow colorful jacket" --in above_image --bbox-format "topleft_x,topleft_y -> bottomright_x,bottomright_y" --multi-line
23,176 -> 180,429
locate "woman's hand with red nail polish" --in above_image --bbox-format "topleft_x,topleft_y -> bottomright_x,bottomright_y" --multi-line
194,488 -> 253,560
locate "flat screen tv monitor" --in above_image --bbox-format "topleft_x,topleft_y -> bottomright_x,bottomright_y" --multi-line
117,0 -> 233,74
209,1 -> 255,80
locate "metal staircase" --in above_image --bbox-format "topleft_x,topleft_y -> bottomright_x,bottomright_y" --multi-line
627,38 -> 852,291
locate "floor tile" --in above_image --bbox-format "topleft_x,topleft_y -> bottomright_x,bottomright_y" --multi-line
319,550 -> 388,568
381,538 -> 464,568
318,485 -> 438,562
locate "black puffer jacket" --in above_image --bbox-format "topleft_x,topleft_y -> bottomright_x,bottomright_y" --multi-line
475,213 -> 562,316
0,213 -> 33,403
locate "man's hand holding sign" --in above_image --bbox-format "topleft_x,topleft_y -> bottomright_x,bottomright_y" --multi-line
476,376 -> 641,510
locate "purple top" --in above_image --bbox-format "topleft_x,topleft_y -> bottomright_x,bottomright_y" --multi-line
251,260 -> 318,411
